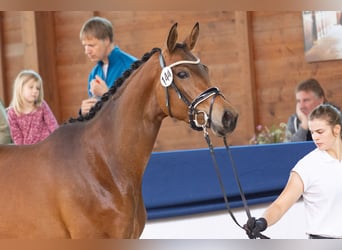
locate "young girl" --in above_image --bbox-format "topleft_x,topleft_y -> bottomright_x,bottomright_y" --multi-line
7,69 -> 59,145
244,103 -> 342,239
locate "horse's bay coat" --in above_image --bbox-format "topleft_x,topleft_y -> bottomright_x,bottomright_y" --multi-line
0,23 -> 238,238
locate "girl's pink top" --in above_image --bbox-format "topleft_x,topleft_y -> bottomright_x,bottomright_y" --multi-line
7,100 -> 59,145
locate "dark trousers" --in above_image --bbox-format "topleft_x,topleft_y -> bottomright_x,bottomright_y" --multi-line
309,234 -> 339,239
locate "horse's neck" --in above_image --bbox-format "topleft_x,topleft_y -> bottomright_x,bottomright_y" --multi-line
86,57 -> 164,177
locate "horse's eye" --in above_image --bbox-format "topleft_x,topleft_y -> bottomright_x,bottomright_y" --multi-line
177,71 -> 189,79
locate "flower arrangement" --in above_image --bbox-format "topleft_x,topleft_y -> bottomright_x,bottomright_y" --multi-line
249,122 -> 288,144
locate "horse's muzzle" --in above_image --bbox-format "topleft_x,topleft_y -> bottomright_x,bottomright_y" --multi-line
211,109 -> 238,137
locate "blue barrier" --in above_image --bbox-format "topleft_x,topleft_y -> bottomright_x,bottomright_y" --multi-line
142,141 -> 316,219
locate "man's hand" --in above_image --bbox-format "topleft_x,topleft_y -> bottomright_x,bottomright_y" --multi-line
243,217 -> 267,239
90,75 -> 108,97
296,103 -> 308,130
80,97 -> 98,115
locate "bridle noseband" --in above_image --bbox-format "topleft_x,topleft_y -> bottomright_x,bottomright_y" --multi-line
158,49 -> 223,131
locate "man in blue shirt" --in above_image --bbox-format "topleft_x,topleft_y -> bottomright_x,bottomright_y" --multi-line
79,16 -> 137,115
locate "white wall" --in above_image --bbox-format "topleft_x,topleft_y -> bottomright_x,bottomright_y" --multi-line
141,201 -> 307,239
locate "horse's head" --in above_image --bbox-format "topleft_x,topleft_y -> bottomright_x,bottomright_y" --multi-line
156,22 -> 238,137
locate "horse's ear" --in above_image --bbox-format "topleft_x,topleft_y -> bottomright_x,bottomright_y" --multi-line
167,22 -> 178,53
184,22 -> 199,50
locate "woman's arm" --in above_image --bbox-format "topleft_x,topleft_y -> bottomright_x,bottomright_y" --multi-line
263,171 -> 304,226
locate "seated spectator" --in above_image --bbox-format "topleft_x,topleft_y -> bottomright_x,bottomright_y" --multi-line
286,78 -> 326,141
7,69 -> 59,145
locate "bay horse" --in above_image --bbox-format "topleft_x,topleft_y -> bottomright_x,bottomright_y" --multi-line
0,22 -> 238,238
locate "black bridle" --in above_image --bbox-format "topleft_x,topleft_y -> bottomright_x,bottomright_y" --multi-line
158,49 -> 269,239
158,49 -> 222,131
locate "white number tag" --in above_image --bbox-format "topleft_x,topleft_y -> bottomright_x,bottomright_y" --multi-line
160,67 -> 173,87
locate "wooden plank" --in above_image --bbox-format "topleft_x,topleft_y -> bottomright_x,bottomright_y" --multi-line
233,11 -> 258,140
1,11 -> 24,105
54,11 -> 95,121
21,11 -> 39,71
34,11 -> 61,122
0,12 -> 5,102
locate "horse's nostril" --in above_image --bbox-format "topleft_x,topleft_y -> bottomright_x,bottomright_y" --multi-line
222,111 -> 238,131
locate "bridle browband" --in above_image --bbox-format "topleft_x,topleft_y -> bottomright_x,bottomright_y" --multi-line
158,48 -> 222,131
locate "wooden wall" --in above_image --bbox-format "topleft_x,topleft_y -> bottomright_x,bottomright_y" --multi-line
1,11 -> 342,151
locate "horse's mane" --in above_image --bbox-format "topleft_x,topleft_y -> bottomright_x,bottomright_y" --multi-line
67,47 -> 161,124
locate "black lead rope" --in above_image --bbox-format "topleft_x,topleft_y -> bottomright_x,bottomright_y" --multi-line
222,136 -> 252,220
203,130 -> 270,239
203,132 -> 244,229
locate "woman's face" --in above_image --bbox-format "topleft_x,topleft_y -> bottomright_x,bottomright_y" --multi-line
309,118 -> 340,150
22,78 -> 40,104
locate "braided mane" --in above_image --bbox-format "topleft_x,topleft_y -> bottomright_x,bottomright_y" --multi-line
67,47 -> 161,123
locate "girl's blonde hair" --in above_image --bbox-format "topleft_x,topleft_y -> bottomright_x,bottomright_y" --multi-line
10,69 -> 44,114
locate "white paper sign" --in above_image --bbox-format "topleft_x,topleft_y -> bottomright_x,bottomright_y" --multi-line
160,67 -> 173,87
